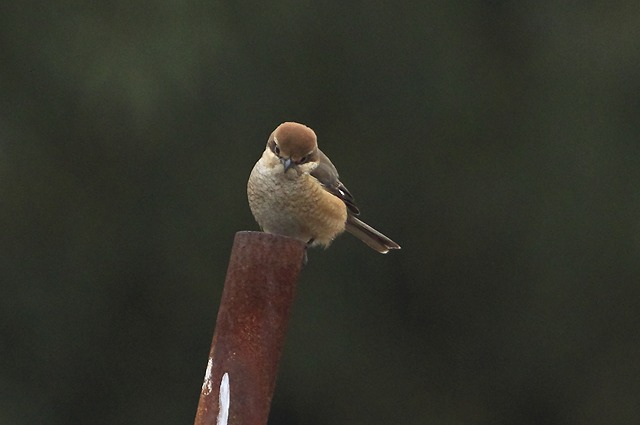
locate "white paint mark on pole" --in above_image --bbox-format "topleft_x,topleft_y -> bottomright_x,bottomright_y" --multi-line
202,357 -> 214,395
217,373 -> 230,425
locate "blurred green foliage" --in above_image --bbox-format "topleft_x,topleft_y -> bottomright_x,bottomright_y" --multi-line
1,1 -> 639,424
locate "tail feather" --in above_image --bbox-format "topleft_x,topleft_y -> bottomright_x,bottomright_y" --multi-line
345,215 -> 401,254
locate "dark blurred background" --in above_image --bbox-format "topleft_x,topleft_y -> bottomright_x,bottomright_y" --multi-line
2,1 -> 639,424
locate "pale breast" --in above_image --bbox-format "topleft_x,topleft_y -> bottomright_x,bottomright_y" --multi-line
247,160 -> 347,246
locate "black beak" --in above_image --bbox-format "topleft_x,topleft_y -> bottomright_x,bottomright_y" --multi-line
282,158 -> 294,173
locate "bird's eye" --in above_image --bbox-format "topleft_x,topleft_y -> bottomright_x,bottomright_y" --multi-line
274,145 -> 280,156
299,156 -> 307,164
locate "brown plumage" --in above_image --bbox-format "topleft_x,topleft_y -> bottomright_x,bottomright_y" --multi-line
247,122 -> 400,253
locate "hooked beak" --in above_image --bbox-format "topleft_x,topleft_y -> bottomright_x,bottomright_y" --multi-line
281,158 -> 294,173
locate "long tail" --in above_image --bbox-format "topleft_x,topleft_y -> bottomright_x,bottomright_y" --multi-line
345,215 -> 401,254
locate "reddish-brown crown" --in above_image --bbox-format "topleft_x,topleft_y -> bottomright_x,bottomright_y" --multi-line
272,122 -> 318,161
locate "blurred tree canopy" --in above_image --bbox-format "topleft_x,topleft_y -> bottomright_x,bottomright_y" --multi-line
1,1 -> 639,424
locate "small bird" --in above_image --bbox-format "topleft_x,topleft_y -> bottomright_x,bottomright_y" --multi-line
247,122 -> 400,253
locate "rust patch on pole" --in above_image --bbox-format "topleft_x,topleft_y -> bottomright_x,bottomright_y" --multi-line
194,231 -> 306,425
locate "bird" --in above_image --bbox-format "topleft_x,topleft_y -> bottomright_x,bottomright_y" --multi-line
247,122 -> 401,253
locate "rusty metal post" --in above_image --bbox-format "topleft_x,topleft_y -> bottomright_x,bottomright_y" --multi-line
194,231 -> 306,425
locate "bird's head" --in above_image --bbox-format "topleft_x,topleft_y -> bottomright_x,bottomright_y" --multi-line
267,122 -> 319,174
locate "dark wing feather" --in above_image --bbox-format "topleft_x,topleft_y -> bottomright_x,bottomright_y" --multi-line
311,149 -> 360,215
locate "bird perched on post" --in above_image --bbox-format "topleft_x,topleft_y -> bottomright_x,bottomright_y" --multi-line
247,122 -> 400,253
